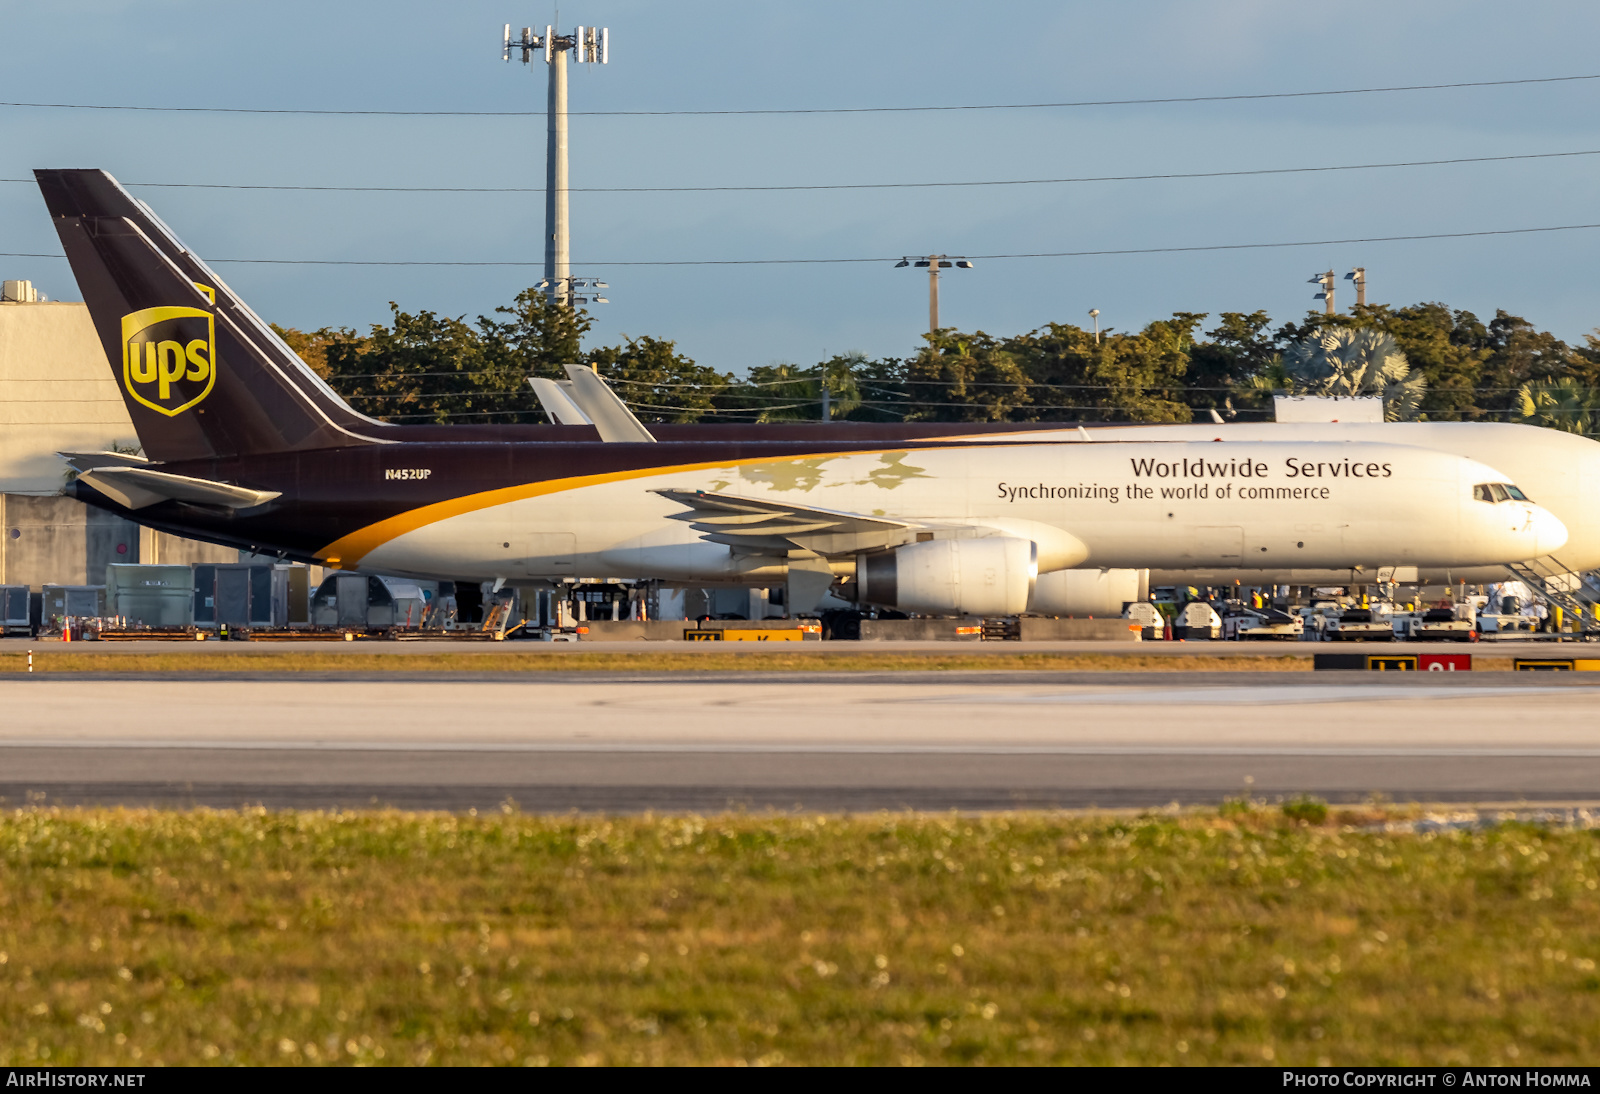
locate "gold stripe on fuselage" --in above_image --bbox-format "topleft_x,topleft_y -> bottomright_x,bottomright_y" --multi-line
315,445 -> 997,568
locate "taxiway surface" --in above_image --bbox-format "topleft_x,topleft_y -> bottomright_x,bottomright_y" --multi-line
2,673 -> 1597,811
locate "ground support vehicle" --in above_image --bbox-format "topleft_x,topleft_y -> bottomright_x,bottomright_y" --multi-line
1234,609 -> 1305,640
1123,601 -> 1165,640
1478,613 -> 1556,640
1400,607 -> 1476,642
1172,601 -> 1221,640
1327,608 -> 1397,642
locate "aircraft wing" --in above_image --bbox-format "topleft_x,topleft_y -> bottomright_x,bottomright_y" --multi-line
654,488 -> 920,555
75,466 -> 281,511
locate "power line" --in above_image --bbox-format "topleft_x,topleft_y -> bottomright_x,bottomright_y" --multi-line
2,73 -> 1596,117
303,371 -> 805,387
335,389 -> 812,403
329,382 -> 1593,397
9,220 -> 1600,268
8,147 -> 1598,195
622,400 -> 814,414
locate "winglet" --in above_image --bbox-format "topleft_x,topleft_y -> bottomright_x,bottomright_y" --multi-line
562,364 -> 656,443
528,378 -> 593,425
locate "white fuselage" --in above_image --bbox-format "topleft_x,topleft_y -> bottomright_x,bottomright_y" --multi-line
1057,422 -> 1599,584
354,439 -> 1564,584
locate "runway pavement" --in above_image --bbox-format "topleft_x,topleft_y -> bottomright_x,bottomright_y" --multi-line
0,636 -> 1592,656
2,673 -> 1598,811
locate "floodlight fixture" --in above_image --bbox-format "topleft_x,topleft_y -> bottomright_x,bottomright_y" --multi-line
1345,266 -> 1367,307
1309,269 -> 1336,315
539,276 -> 613,307
896,255 -> 973,334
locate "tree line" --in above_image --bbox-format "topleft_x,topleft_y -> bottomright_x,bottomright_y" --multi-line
271,289 -> 1600,434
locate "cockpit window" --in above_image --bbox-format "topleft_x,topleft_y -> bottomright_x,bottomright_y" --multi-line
1474,483 -> 1532,503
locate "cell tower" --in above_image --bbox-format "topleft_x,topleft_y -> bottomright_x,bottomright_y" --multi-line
503,23 -> 610,307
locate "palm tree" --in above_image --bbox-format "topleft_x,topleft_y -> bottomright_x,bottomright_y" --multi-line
1515,377 -> 1600,436
740,354 -> 864,423
1279,328 -> 1426,421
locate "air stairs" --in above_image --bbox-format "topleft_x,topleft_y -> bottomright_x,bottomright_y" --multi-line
1502,557 -> 1600,636
481,600 -> 512,638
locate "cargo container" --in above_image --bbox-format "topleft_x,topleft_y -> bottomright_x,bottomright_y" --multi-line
1,584 -> 30,635
41,584 -> 105,628
311,572 -> 406,628
106,564 -> 195,627
192,564 -> 311,629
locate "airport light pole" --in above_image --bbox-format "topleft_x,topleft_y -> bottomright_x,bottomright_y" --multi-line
1309,269 -> 1336,315
1345,267 -> 1366,308
895,255 -> 973,334
504,23 -> 609,307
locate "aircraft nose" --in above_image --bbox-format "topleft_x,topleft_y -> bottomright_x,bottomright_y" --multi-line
1529,504 -> 1569,555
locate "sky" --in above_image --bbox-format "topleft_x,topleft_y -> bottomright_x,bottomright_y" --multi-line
3,1 -> 1600,375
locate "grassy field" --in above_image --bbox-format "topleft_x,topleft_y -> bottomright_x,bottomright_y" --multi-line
1,806 -> 1596,1066
0,649 -> 1527,674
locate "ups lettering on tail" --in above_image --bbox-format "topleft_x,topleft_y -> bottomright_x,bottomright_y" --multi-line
119,283 -> 216,417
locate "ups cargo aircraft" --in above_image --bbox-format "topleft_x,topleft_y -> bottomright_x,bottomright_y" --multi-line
1044,422 -> 1600,594
922,421 -> 1600,608
32,169 -> 1567,616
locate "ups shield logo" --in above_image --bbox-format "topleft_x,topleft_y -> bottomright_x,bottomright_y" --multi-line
120,284 -> 216,417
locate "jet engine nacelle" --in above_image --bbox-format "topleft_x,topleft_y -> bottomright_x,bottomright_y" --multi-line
1026,568 -> 1149,617
855,536 -> 1037,616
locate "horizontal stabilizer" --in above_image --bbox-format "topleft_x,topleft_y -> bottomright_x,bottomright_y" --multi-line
76,466 -> 281,511
58,450 -> 151,473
